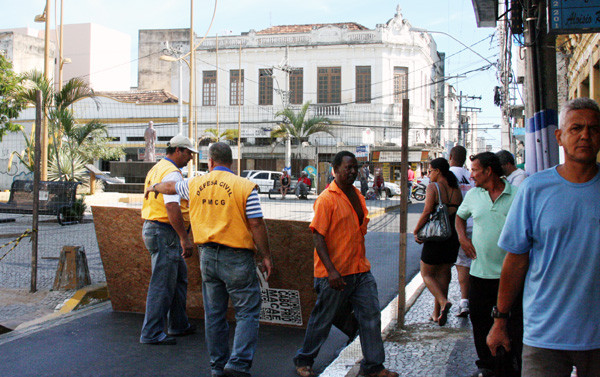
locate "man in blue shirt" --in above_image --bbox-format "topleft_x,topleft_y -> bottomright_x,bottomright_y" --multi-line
487,97 -> 600,377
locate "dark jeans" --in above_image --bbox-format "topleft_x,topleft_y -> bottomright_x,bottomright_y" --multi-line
140,221 -> 190,343
360,179 -> 368,196
201,244 -> 261,375
469,275 -> 523,376
294,272 -> 385,375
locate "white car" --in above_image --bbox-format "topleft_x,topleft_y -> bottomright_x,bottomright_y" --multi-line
241,170 -> 282,193
353,177 -> 401,197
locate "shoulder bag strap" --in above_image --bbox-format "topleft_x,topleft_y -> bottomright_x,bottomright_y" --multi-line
433,182 -> 442,206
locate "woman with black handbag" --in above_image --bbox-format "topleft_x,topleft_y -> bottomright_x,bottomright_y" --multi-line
413,157 -> 462,326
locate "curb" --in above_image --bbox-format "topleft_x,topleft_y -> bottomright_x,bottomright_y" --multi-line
320,273 -> 426,377
58,283 -> 109,314
12,283 -> 109,331
367,204 -> 402,219
0,302 -> 112,346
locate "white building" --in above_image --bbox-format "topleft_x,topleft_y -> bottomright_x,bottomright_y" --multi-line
0,28 -> 55,76
138,6 -> 443,162
58,23 -> 131,91
0,23 -> 130,91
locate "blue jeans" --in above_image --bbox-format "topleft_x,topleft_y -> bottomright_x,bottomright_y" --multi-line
201,244 -> 261,375
139,221 -> 190,343
294,271 -> 385,374
295,182 -> 309,197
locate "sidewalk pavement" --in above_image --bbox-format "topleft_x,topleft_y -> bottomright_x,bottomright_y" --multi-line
323,268 -> 478,377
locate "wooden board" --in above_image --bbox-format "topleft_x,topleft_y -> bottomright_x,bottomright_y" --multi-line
92,206 -> 316,328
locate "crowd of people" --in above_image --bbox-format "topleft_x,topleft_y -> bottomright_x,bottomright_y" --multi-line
138,96 -> 600,377
413,97 -> 600,377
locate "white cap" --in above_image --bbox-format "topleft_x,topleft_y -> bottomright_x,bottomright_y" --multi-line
168,134 -> 198,153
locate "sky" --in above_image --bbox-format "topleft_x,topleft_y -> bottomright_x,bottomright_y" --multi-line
4,0 -> 503,147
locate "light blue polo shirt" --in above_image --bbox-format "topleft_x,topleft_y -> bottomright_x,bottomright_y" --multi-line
498,166 -> 600,351
456,180 -> 516,279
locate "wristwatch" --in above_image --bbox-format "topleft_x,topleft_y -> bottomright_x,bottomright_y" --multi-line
491,306 -> 509,319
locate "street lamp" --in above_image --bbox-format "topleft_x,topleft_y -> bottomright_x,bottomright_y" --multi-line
160,43 -> 188,135
35,0 -> 51,181
57,0 -> 71,90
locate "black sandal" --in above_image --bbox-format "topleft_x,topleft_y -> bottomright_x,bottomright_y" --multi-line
438,302 -> 452,326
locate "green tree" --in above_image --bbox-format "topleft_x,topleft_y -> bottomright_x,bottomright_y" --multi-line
0,55 -> 27,141
20,72 -> 123,182
8,129 -> 35,173
200,128 -> 239,143
271,102 -> 334,165
271,102 -> 334,143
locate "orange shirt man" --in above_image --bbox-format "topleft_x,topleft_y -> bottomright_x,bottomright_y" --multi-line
293,151 -> 398,377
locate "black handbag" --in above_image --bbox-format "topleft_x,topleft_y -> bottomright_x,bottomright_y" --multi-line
417,182 -> 452,242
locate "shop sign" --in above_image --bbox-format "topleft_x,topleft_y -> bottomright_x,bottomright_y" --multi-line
549,0 -> 600,34
378,151 -> 424,162
356,145 -> 369,158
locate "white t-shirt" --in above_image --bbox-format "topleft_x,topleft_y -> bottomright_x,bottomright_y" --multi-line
162,171 -> 183,204
450,166 -> 474,198
506,168 -> 528,187
450,166 -> 474,230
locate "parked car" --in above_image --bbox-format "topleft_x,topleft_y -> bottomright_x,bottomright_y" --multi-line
241,170 -> 282,193
353,177 -> 401,198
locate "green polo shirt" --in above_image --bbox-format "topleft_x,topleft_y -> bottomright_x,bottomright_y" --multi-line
456,180 -> 516,279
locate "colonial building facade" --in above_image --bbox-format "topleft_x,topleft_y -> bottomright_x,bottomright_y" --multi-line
137,6 -> 446,178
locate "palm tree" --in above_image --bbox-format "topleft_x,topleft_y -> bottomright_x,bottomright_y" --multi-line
200,128 -> 239,144
271,102 -> 333,143
8,129 -> 35,173
20,72 -> 119,182
271,102 -> 334,169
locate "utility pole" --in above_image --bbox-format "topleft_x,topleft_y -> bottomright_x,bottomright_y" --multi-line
498,2 -> 513,152
523,0 -> 559,173
273,46 -> 295,174
189,0 -> 195,175
457,91 -> 481,146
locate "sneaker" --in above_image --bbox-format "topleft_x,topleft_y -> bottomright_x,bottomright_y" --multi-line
223,368 -> 251,377
470,368 -> 495,377
168,323 -> 197,337
144,336 -> 176,345
456,301 -> 470,317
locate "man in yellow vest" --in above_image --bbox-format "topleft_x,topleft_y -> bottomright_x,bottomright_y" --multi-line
146,142 -> 272,377
140,135 -> 197,345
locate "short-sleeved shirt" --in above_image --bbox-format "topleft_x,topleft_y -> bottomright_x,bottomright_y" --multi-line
162,171 -> 183,204
175,167 -> 263,219
450,166 -> 475,230
310,180 -> 370,278
498,166 -> 600,351
506,168 -> 528,187
456,180 -> 516,279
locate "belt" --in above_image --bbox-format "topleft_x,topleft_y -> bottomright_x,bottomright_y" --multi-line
146,220 -> 191,232
201,242 -> 252,252
146,220 -> 174,230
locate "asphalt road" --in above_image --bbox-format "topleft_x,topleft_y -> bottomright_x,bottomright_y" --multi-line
0,202 -> 426,377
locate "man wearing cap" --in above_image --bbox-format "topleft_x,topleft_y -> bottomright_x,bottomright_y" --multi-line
146,142 -> 273,377
296,171 -> 312,199
139,135 -> 197,345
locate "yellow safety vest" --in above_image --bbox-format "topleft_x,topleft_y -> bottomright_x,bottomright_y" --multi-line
141,158 -> 189,225
188,170 -> 257,250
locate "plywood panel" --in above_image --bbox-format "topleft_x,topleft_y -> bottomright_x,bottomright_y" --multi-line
92,206 -> 316,327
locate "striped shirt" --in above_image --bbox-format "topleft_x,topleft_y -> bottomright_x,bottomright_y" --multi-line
175,176 -> 263,219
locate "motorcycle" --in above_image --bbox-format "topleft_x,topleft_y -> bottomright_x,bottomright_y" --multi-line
411,181 -> 426,201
